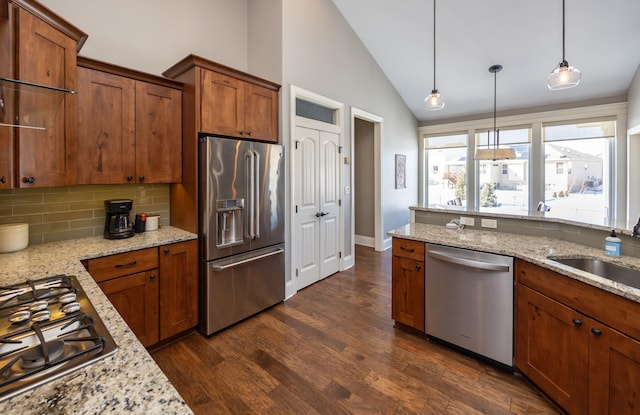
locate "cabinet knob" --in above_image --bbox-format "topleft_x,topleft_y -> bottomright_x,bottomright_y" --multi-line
22,177 -> 35,184
591,328 -> 603,337
164,248 -> 170,255
150,274 -> 156,281
572,319 -> 583,327
0,176 -> 5,184
127,175 -> 133,182
239,130 -> 245,135
139,175 -> 145,182
415,265 -> 421,270
247,131 -> 252,136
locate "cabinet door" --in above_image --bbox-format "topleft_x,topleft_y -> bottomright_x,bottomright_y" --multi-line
15,8 -> 77,187
200,70 -> 244,137
515,284 -> 589,415
77,67 -> 136,184
99,270 -> 159,347
158,240 -> 198,340
244,83 -> 278,142
135,81 -> 182,183
391,255 -> 425,332
589,324 -> 640,415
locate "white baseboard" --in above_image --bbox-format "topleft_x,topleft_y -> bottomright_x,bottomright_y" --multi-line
355,234 -> 375,247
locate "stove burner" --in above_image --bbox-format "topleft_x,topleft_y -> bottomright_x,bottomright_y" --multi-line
8,311 -> 30,324
30,310 -> 51,323
20,340 -> 64,369
28,300 -> 48,312
61,302 -> 80,314
58,293 -> 76,304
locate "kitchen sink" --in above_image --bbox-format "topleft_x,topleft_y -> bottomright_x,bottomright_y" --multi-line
547,257 -> 640,290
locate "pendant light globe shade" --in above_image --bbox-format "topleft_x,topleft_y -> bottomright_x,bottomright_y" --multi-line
425,89 -> 445,110
548,60 -> 581,90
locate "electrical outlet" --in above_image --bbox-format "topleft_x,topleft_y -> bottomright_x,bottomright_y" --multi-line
481,218 -> 498,228
460,217 -> 475,226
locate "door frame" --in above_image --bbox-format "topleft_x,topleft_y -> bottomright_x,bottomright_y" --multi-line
351,107 -> 384,252
289,85 -> 344,297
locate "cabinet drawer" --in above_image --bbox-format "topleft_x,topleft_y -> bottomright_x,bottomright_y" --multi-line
87,247 -> 158,282
392,238 -> 425,261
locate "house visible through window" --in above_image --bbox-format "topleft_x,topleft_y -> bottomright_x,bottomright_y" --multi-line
425,133 -> 468,207
543,119 -> 614,225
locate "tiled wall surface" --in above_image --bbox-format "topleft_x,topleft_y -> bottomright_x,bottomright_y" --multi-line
0,184 -> 170,245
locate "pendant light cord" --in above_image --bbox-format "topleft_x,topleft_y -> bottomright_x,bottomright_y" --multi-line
493,69 -> 497,147
433,0 -> 437,90
562,0 -> 566,62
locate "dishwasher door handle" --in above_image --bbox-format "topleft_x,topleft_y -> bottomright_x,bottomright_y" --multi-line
427,250 -> 510,272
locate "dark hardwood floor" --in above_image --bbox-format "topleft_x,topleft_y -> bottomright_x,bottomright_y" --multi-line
151,245 -> 560,414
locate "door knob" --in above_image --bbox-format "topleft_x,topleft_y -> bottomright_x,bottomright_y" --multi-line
315,211 -> 329,218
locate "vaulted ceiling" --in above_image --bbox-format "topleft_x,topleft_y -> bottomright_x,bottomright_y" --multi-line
332,0 -> 640,124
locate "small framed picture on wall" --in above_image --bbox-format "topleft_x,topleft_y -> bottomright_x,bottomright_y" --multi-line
395,154 -> 406,189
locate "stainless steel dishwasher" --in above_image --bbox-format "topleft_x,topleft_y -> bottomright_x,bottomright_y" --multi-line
425,244 -> 514,367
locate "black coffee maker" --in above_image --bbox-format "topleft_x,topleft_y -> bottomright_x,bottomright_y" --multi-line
104,199 -> 134,239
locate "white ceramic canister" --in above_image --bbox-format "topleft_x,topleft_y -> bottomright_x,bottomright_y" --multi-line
145,214 -> 160,231
0,223 -> 29,253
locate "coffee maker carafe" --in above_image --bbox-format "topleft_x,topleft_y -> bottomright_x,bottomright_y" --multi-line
104,199 -> 134,239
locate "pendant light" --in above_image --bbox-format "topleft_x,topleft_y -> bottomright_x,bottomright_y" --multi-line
475,65 -> 516,161
424,0 -> 444,110
548,0 -> 581,90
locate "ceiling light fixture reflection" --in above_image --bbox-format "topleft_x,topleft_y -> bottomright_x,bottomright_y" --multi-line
425,0 -> 444,110
475,65 -> 516,161
548,0 -> 581,90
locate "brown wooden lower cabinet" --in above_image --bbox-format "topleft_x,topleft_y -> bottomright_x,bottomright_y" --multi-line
391,238 -> 425,332
99,270 -> 159,347
86,240 -> 198,347
516,259 -> 640,415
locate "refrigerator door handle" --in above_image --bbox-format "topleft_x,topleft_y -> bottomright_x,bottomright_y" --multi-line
253,150 -> 260,238
210,247 -> 284,271
245,150 -> 255,238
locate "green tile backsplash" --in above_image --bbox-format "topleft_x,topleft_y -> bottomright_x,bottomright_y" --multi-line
0,184 -> 170,245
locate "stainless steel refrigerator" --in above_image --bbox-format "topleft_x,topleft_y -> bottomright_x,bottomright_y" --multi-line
199,135 -> 285,335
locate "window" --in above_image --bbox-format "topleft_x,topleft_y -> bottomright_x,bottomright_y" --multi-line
476,128 -> 530,214
425,133 -> 468,207
542,119 -> 614,225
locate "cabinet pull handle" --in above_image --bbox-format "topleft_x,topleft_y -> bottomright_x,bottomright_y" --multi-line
127,175 -> 133,182
150,274 -> 156,281
415,265 -> 421,270
22,177 -> 35,184
400,246 -> 415,253
114,260 -> 137,268
591,328 -> 603,337
164,248 -> 170,254
572,319 -> 582,327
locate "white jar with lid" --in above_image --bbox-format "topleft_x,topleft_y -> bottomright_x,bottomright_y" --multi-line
0,223 -> 29,253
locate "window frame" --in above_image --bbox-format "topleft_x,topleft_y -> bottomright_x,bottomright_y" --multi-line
418,103 -> 626,227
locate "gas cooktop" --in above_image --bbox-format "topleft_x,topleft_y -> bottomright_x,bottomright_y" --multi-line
0,275 -> 118,402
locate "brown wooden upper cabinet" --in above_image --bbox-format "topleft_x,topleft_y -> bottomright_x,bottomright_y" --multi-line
0,0 -> 87,188
164,55 -> 280,143
200,69 -> 278,142
77,57 -> 182,184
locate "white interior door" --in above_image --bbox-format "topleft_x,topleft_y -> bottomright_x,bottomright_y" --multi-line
294,121 -> 341,290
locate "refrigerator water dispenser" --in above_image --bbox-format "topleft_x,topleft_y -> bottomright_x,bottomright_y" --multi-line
217,199 -> 244,248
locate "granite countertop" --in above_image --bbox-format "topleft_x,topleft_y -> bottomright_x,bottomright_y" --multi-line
0,226 -> 197,415
388,223 -> 640,304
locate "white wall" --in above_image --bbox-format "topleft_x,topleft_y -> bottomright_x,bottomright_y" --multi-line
628,63 -> 640,130
40,0 -> 249,75
281,0 -> 418,251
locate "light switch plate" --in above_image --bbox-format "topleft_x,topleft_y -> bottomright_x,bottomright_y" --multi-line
460,217 -> 475,226
481,218 -> 498,228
